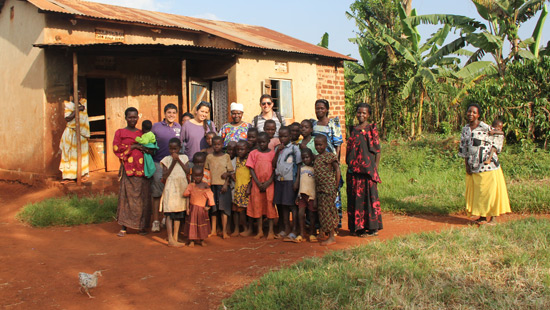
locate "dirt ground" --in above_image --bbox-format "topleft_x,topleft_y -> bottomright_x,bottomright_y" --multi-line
0,181 -> 541,310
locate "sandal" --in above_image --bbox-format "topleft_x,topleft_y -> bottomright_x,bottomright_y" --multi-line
283,233 -> 297,242
117,230 -> 126,237
292,235 -> 303,243
309,235 -> 318,243
274,231 -> 287,239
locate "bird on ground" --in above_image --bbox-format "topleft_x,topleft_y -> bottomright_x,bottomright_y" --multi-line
79,271 -> 102,298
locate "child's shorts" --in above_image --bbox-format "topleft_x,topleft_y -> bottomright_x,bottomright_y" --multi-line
211,185 -> 232,216
274,180 -> 297,206
164,211 -> 186,219
298,194 -> 316,212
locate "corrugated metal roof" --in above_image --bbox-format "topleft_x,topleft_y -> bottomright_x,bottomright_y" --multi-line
26,0 -> 355,61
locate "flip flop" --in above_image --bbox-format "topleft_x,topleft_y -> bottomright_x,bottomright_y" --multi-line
274,231 -> 287,239
283,233 -> 297,242
117,230 -> 126,237
292,235 -> 303,243
309,235 -> 318,243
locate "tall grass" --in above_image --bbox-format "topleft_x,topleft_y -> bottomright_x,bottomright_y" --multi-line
223,218 -> 550,309
373,135 -> 550,214
17,195 -> 118,227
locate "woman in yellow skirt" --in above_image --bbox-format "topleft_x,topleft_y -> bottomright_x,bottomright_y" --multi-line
458,103 -> 511,225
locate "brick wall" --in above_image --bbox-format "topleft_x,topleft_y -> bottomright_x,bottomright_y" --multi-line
316,62 -> 346,159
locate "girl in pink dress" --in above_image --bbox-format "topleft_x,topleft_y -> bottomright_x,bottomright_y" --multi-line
246,132 -> 276,239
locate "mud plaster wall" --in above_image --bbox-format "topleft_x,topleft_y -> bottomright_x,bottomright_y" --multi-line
234,53 -> 319,124
0,0 -> 46,173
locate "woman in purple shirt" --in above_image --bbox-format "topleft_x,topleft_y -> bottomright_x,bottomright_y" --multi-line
181,101 -> 216,160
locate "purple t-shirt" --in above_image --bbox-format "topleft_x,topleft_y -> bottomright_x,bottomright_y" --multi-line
181,120 -> 216,160
151,120 -> 182,162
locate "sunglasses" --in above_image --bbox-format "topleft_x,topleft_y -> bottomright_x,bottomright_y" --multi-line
261,101 -> 273,106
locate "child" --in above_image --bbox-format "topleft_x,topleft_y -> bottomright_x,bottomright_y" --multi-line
247,127 -> 259,151
201,131 -> 216,155
484,119 -> 505,165
205,136 -> 234,239
313,135 -> 340,246
160,138 -> 190,247
246,132 -> 277,239
264,119 -> 280,150
232,140 -> 253,237
296,148 -> 318,242
272,126 -> 301,242
183,166 -> 214,247
299,119 -> 318,155
182,112 -> 194,124
135,120 -> 158,178
192,152 -> 211,186
290,122 -> 301,145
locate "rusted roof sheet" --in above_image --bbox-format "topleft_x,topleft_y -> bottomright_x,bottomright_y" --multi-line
26,0 -> 355,61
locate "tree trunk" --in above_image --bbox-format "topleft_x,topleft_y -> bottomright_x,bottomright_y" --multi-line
417,88 -> 425,136
402,0 -> 413,15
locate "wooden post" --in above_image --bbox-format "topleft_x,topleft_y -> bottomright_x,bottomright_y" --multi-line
73,52 -> 82,186
181,59 -> 188,120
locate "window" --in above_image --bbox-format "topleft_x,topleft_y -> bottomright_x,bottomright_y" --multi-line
264,79 -> 293,119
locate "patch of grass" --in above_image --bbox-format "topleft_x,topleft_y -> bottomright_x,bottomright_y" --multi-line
374,135 -> 550,214
17,195 -> 118,227
223,218 -> 550,309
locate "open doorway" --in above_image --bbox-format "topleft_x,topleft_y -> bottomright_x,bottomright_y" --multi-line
86,78 -> 106,172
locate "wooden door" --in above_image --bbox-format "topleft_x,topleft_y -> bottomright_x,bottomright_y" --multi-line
105,78 -> 128,171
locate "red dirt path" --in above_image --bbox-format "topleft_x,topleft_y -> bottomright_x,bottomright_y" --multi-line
0,182 -> 542,309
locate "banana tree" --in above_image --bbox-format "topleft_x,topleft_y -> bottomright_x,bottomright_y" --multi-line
410,0 -> 548,76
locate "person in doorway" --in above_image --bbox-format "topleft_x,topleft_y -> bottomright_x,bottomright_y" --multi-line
253,94 -> 286,137
59,90 -> 90,183
150,103 -> 181,232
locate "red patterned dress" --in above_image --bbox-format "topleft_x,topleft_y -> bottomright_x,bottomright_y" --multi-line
345,124 -> 383,233
113,128 -> 151,230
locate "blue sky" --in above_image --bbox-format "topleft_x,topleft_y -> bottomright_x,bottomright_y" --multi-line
91,0 -> 549,63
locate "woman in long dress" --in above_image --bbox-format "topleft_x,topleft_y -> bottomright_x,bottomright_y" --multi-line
113,107 -> 153,236
458,103 -> 511,224
346,103 -> 383,237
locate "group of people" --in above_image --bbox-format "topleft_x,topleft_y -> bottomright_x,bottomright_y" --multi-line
111,95 -> 383,247
59,91 -> 511,248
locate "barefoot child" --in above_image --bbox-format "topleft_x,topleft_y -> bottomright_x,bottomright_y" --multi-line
232,140 -> 253,236
247,128 -> 259,151
299,119 -> 318,155
183,166 -> 214,247
246,132 -> 277,239
200,131 -> 216,155
484,119 -> 504,165
272,126 -> 301,242
205,136 -> 234,239
264,120 -> 280,150
160,138 -> 190,247
314,135 -> 340,246
296,148 -> 318,242
191,152 -> 211,186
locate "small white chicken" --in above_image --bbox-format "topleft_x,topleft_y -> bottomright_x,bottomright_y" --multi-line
79,271 -> 102,298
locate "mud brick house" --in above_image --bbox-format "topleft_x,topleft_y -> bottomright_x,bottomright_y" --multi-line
0,0 -> 354,183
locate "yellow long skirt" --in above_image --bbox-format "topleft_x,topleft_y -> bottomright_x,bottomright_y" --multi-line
465,168 -> 511,217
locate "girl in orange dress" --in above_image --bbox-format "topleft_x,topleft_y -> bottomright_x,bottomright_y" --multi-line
183,166 -> 215,247
246,132 -> 276,239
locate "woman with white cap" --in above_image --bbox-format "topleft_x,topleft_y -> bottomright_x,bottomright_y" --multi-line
218,102 -> 252,146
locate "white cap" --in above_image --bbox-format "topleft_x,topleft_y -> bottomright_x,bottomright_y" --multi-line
230,102 -> 244,112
